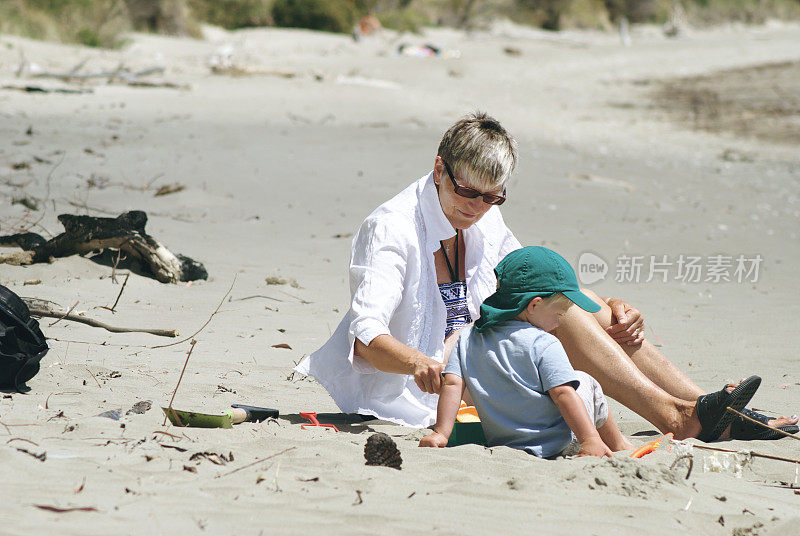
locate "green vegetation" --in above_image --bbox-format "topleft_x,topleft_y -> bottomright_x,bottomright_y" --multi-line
187,0 -> 273,29
0,0 -> 798,48
0,0 -> 131,48
376,7 -> 430,33
271,0 -> 358,34
683,0 -> 800,24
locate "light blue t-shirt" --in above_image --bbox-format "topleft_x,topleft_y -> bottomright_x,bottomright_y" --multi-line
444,320 -> 579,458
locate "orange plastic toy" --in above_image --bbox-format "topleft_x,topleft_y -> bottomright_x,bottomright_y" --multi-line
630,432 -> 673,458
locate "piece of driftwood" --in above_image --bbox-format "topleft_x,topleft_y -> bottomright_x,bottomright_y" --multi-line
0,211 -> 207,283
22,298 -> 178,338
30,65 -> 188,90
2,85 -> 94,95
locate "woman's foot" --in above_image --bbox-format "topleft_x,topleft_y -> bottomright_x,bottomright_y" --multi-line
729,408 -> 800,440
723,379 -> 799,431
695,376 -> 761,442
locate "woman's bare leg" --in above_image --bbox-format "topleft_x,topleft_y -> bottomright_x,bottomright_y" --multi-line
583,290 -> 704,401
571,289 -> 797,430
552,304 -> 701,439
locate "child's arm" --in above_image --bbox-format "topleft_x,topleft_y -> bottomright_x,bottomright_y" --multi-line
549,384 -> 613,458
419,373 -> 465,448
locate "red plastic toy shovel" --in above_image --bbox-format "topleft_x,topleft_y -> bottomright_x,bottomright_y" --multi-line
300,411 -> 339,432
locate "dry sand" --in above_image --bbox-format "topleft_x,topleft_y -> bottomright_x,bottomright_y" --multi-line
1,20 -> 799,535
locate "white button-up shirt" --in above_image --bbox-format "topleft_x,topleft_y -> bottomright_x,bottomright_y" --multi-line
295,172 -> 521,427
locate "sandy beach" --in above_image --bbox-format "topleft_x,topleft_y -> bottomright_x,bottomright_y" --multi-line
1,19 -> 799,535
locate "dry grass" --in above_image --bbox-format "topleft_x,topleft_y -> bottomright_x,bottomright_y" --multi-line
1,0 -> 799,47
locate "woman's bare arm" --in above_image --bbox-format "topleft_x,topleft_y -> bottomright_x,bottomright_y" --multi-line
355,335 -> 444,394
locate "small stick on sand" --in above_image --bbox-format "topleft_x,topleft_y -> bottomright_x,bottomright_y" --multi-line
152,275 -> 236,349
672,440 -> 800,465
85,368 -> 102,388
6,437 -> 39,447
669,454 -> 694,479
217,446 -> 296,478
110,249 -> 122,283
109,273 -> 130,312
152,430 -> 182,441
163,340 -> 197,426
230,295 -> 283,303
278,290 -> 310,304
49,301 -> 79,327
726,407 -> 800,442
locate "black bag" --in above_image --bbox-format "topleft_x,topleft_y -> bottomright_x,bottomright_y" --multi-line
0,285 -> 48,392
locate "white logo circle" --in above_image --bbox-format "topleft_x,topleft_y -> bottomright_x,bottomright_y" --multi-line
577,251 -> 608,285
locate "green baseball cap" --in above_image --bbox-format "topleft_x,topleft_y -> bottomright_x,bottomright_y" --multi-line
474,246 -> 600,332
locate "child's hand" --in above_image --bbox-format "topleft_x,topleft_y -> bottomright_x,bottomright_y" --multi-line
576,437 -> 613,458
419,431 -> 448,448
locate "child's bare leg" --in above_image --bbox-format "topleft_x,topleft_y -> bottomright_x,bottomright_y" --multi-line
597,413 -> 634,452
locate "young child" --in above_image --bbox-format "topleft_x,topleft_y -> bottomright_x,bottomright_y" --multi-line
420,246 -> 634,458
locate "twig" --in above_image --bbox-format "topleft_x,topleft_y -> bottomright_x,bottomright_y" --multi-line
163,340 -> 197,426
673,440 -> 800,465
139,173 -> 165,192
134,67 -> 166,77
152,275 -> 236,349
46,337 -> 149,349
68,58 -> 90,76
230,295 -> 283,303
109,273 -> 130,312
111,249 -> 122,283
34,505 -> 98,513
32,152 -> 65,228
49,301 -> 79,327
6,437 -> 39,447
45,391 -> 80,409
85,368 -> 102,388
278,290 -> 311,304
152,430 -> 182,441
64,200 -> 118,215
669,454 -> 694,479
217,446 -> 296,478
726,407 -> 800,442
17,447 -> 46,461
160,444 -> 187,452
29,305 -> 178,337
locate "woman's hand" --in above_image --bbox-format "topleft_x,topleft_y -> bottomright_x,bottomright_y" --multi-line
419,431 -> 449,448
355,336 -> 444,393
604,298 -> 645,346
412,357 -> 444,394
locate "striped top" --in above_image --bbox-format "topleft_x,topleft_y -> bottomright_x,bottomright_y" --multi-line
439,280 -> 472,338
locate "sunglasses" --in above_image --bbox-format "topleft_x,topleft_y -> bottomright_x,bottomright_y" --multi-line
443,160 -> 506,206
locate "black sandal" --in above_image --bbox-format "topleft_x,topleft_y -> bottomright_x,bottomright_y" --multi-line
696,376 -> 761,442
729,408 -> 799,440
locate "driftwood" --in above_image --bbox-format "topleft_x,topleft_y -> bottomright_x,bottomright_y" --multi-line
33,66 -> 166,81
35,65 -> 189,89
2,85 -> 94,95
22,299 -> 178,338
15,53 -> 187,90
0,211 -> 207,283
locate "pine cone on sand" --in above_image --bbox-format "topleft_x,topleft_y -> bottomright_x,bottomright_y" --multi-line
364,432 -> 402,470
